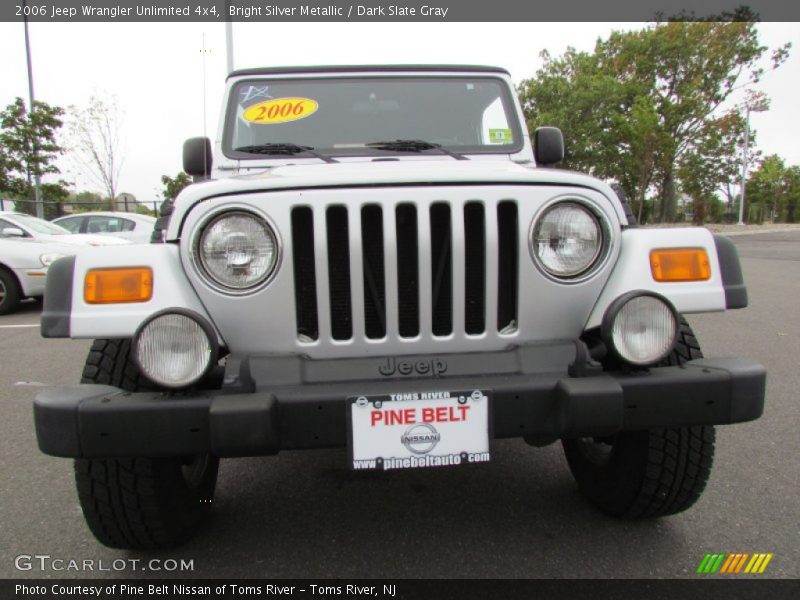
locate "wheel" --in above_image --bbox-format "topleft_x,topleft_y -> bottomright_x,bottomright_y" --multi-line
562,317 -> 716,518
0,268 -> 22,315
74,339 -> 219,549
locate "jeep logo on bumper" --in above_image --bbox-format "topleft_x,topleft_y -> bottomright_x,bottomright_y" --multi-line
378,357 -> 447,377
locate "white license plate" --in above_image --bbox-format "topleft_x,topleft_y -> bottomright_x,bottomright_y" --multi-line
348,390 -> 491,471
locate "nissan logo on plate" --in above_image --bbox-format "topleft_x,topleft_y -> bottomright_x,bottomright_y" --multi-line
401,424 -> 441,455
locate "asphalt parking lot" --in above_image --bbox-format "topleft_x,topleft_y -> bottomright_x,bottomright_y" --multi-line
1,231 -> 798,579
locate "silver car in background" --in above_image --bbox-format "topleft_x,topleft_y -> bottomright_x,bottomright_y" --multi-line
53,212 -> 157,244
0,211 -> 132,247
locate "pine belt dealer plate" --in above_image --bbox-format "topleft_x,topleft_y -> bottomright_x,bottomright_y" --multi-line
347,390 -> 491,471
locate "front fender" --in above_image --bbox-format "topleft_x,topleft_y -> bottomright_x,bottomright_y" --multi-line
585,228 -> 736,329
41,244 -> 217,341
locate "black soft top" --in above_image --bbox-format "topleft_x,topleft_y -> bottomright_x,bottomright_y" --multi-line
227,64 -> 510,79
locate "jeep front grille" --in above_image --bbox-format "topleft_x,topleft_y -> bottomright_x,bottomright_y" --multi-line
361,205 -> 386,339
290,200 -> 519,344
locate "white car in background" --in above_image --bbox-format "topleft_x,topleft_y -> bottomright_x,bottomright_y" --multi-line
0,237 -> 78,315
0,211 -> 132,247
52,212 -> 157,244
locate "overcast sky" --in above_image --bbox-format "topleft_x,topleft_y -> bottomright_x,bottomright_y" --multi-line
0,21 -> 797,205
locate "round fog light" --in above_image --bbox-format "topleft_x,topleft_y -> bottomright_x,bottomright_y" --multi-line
603,293 -> 678,366
135,311 -> 217,388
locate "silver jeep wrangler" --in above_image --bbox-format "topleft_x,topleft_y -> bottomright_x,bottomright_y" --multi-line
35,65 -> 765,549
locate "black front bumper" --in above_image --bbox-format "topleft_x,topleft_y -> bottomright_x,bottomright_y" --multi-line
33,342 -> 766,459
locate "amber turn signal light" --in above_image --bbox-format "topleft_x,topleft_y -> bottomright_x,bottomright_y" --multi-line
84,267 -> 153,304
650,248 -> 711,282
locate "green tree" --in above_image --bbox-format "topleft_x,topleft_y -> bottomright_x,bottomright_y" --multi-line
0,97 -> 71,215
67,190 -> 105,212
613,22 -> 776,222
0,147 -> 15,194
519,47 -> 659,222
160,172 -> 192,202
519,21 -> 790,222
784,167 -> 800,223
746,155 -> 800,223
677,111 -> 753,224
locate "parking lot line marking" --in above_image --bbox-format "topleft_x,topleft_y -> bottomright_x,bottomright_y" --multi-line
0,324 -> 39,329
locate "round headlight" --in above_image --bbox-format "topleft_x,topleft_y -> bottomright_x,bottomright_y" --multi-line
135,312 -> 217,388
197,210 -> 278,291
532,202 -> 603,278
603,293 -> 678,366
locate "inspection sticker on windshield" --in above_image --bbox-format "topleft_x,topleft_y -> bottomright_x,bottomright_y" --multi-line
488,128 -> 513,143
347,390 -> 491,471
242,97 -> 318,124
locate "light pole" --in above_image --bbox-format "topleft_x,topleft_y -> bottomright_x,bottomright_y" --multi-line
22,0 -> 44,218
738,106 -> 751,226
738,100 -> 767,226
200,33 -> 211,180
225,1 -> 234,74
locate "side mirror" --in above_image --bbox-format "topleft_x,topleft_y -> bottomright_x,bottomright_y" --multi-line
534,127 -> 564,167
183,137 -> 213,178
2,227 -> 25,238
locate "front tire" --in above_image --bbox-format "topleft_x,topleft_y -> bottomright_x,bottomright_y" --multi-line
562,318 -> 715,518
75,339 -> 219,549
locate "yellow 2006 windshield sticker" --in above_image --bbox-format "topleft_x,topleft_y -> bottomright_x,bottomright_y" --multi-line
243,97 -> 318,124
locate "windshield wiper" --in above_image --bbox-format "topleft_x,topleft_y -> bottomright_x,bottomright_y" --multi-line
234,143 -> 338,164
366,139 -> 469,161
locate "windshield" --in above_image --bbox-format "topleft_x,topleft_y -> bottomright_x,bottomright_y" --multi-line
10,213 -> 70,235
224,76 -> 523,158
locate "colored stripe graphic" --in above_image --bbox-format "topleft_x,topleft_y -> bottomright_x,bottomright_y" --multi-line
696,554 -> 712,574
744,554 -> 759,573
720,554 -> 737,573
758,554 -> 774,573
695,554 -> 711,573
698,552 -> 773,574
710,553 -> 726,573
702,554 -> 721,574
746,553 -> 775,574
734,553 -> 750,573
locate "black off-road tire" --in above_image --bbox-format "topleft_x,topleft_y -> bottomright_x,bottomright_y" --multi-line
74,339 -> 219,549
0,268 -> 22,315
80,338 -> 156,391
562,317 -> 716,518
